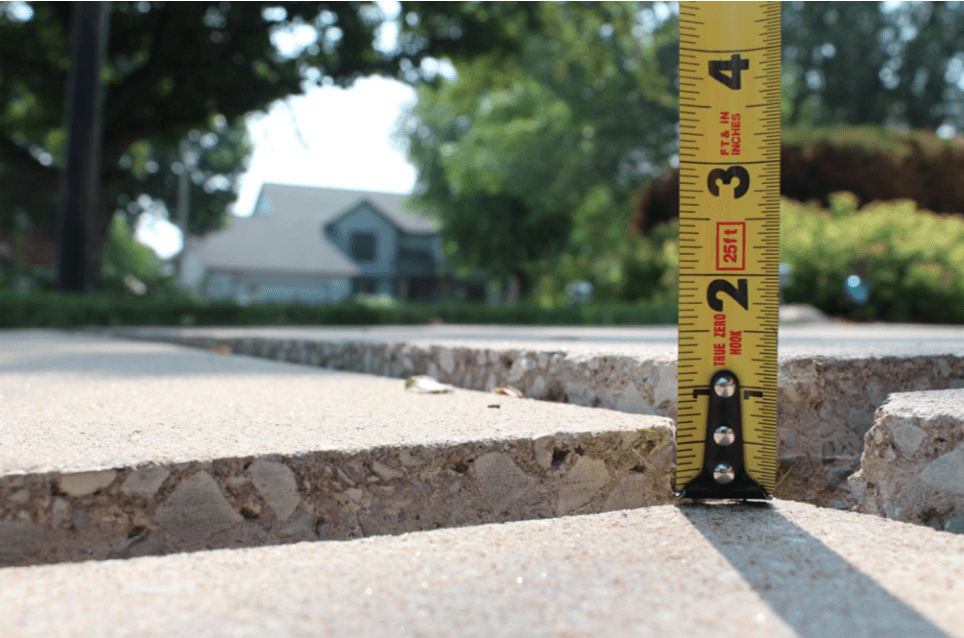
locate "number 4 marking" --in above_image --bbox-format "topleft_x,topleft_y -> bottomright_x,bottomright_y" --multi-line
709,54 -> 749,90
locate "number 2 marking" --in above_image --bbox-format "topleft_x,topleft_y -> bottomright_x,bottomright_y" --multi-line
706,278 -> 749,311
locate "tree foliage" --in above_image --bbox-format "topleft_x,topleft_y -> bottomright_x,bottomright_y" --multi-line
404,2 -> 964,304
402,2 -> 679,300
782,1 -> 964,132
0,0 -> 539,279
114,115 -> 252,239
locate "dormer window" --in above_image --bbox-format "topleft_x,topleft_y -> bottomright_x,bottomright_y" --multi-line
256,194 -> 272,217
349,232 -> 376,262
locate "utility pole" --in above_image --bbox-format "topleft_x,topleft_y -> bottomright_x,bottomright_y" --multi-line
177,139 -> 191,283
56,2 -> 108,292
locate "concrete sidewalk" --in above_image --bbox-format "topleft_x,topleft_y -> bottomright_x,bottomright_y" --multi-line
2,329 -> 964,637
103,324 -> 964,507
0,330 -> 674,566
101,321 -> 964,356
1,499 -> 962,638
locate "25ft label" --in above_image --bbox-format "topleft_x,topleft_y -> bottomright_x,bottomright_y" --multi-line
716,222 -> 745,270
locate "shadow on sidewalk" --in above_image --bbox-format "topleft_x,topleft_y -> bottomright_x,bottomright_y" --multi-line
680,501 -> 950,638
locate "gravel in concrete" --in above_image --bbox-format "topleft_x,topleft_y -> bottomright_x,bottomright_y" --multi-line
0,331 -> 674,566
0,499 -> 961,638
102,324 -> 964,506
100,323 -> 964,355
850,389 -> 964,532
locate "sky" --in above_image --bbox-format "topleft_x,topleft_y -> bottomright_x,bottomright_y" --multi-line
135,76 -> 419,259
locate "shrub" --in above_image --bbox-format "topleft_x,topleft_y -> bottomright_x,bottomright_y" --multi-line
0,291 -> 676,328
781,193 -> 964,323
619,220 -> 679,304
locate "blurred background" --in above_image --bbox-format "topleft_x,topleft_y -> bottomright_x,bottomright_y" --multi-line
3,1 -> 964,326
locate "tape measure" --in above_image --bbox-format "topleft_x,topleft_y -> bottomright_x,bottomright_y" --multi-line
675,2 -> 781,499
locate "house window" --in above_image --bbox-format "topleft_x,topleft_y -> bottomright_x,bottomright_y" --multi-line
349,232 -> 376,262
256,194 -> 272,217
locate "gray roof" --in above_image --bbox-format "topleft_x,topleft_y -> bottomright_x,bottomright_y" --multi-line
254,183 -> 438,234
200,215 -> 359,277
199,184 -> 438,277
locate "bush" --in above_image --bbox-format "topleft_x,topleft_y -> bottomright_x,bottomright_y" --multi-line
635,124 -> 964,233
0,291 -> 676,329
781,193 -> 964,322
530,219 -> 680,307
618,220 -> 679,304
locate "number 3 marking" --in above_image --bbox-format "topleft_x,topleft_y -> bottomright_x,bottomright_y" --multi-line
707,166 -> 750,199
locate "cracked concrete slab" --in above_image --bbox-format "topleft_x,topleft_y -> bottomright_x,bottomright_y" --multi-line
0,499 -> 962,638
100,325 -> 964,505
0,330 -> 673,566
775,354 -> 964,506
849,389 -> 964,532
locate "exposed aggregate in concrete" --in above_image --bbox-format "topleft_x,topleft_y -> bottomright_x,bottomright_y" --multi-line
0,428 -> 674,567
776,355 -> 964,505
849,389 -> 964,533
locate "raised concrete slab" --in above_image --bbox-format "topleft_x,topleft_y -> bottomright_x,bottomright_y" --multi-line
850,389 -> 964,533
0,330 -> 673,566
101,324 -> 964,505
1,499 -> 962,638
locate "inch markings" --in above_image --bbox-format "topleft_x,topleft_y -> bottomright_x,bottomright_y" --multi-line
675,2 -> 780,498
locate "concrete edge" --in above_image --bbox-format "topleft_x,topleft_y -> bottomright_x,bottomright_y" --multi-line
848,389 -> 964,532
96,327 -> 964,508
0,426 -> 675,567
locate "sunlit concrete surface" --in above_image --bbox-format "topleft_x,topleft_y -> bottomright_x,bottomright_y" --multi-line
1,329 -> 963,636
0,500 -> 962,638
0,330 -> 673,566
101,321 -> 964,357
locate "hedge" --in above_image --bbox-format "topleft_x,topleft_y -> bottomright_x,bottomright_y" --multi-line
781,193 -> 964,323
0,291 -> 677,328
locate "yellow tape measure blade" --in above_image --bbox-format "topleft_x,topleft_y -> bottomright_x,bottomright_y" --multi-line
676,1 -> 781,498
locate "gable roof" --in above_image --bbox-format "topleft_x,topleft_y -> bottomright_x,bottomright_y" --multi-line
200,215 -> 359,277
254,183 -> 439,234
198,183 -> 438,278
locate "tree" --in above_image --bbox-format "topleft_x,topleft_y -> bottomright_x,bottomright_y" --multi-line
115,115 -> 252,239
0,1 -> 540,285
782,2 -> 964,132
634,3 -> 964,236
401,2 -> 678,301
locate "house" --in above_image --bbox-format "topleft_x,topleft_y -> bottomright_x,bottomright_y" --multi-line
181,183 -> 449,305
